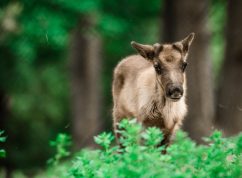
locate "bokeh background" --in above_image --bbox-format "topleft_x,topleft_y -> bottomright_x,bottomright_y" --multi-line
0,0 -> 241,176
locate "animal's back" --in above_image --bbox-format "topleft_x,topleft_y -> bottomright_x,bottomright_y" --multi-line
114,55 -> 151,80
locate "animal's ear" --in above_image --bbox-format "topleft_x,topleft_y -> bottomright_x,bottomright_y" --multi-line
181,33 -> 195,53
131,41 -> 155,60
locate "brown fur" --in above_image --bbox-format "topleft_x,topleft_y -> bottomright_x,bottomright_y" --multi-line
112,33 -> 195,146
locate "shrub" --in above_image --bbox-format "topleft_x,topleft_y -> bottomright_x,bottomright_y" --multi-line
37,119 -> 242,178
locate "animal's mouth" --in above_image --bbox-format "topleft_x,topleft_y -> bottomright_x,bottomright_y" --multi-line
169,96 -> 182,102
167,93 -> 183,102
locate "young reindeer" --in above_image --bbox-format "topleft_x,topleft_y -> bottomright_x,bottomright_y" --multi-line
112,33 -> 195,147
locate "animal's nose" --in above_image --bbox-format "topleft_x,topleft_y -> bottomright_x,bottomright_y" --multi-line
167,85 -> 183,100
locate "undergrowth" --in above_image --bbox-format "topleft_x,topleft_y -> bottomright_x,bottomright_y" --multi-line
0,130 -> 6,158
34,120 -> 242,177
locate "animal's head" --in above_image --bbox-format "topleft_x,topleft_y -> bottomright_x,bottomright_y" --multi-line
131,33 -> 195,102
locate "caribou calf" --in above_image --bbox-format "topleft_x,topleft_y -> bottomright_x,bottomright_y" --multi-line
112,33 -> 195,147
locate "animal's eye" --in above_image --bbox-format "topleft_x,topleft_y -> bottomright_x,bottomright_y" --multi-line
181,62 -> 188,72
154,62 -> 162,74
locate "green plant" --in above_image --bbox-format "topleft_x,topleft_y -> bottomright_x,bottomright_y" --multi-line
36,119 -> 242,178
0,130 -> 6,158
47,133 -> 72,166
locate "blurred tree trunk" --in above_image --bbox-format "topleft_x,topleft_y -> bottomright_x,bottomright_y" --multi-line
69,16 -> 102,149
163,0 -> 214,142
216,0 -> 242,136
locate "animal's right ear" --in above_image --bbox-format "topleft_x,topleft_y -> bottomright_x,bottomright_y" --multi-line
181,33 -> 195,53
131,41 -> 154,60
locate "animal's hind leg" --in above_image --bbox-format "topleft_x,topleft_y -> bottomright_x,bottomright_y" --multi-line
112,111 -> 123,143
113,110 -> 128,151
112,71 -> 125,143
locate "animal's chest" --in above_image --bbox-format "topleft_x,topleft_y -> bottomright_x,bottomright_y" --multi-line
141,100 -> 186,130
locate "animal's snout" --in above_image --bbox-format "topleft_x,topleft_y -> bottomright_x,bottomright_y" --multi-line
166,84 -> 183,101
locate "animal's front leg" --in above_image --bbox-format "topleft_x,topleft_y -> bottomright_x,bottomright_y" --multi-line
160,120 -> 181,154
158,130 -> 172,154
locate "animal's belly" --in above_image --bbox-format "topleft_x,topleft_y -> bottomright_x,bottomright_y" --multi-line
142,117 -> 165,129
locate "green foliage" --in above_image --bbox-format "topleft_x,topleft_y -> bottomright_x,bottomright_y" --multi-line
48,133 -> 71,166
94,132 -> 114,150
142,127 -> 163,147
0,130 -> 6,158
36,120 -> 242,178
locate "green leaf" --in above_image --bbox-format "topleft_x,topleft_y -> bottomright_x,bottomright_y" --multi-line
94,132 -> 114,149
0,150 -> 6,158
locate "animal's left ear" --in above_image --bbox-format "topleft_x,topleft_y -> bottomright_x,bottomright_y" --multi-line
131,41 -> 155,60
181,33 -> 195,53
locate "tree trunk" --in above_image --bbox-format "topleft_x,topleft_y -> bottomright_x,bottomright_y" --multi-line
163,0 -> 214,142
216,0 -> 242,136
69,16 -> 102,149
